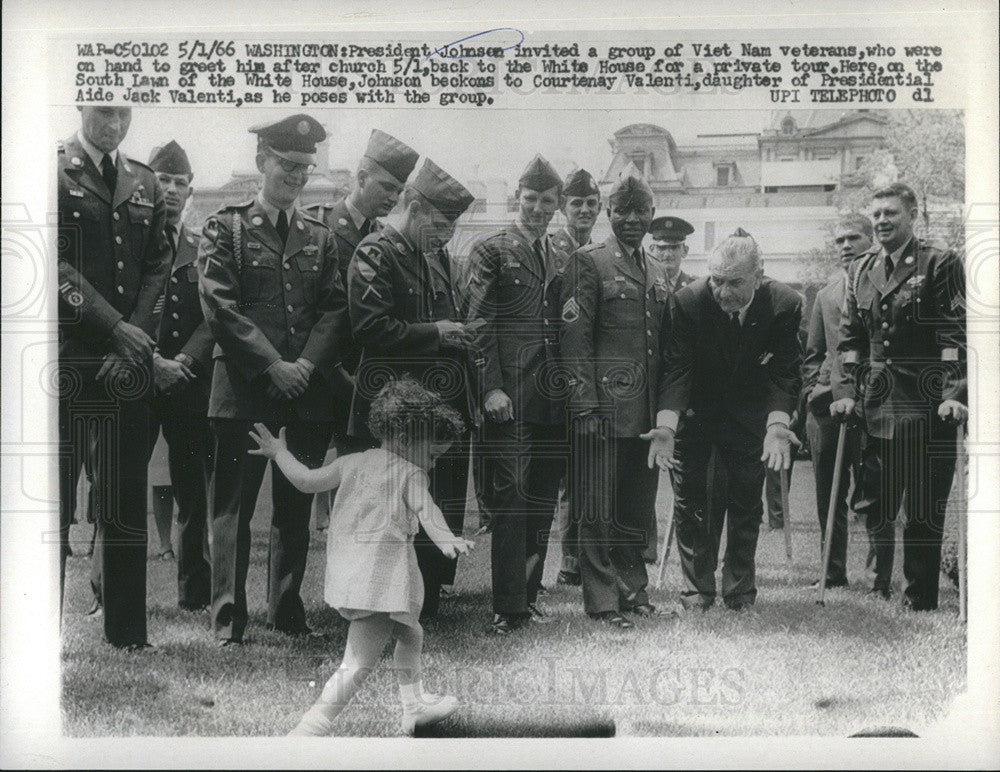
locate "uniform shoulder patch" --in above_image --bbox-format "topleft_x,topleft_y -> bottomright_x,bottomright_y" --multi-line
562,296 -> 580,323
355,243 -> 382,283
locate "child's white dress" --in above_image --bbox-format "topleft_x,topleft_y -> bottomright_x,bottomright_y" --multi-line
324,448 -> 427,628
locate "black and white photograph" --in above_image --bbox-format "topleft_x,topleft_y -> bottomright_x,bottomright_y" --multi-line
2,1 -> 998,768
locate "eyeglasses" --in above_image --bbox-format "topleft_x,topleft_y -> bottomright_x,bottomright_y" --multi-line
269,152 -> 315,175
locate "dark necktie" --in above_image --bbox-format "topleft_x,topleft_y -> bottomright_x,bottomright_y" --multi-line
101,153 -> 117,195
167,224 -> 178,258
884,254 -> 894,279
360,218 -> 372,238
533,238 -> 546,272
730,311 -> 742,334
276,209 -> 289,245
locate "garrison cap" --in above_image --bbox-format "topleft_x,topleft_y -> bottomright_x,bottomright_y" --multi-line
608,173 -> 654,207
518,154 -> 562,194
649,216 -> 694,243
411,159 -> 475,221
148,140 -> 192,178
249,114 -> 325,165
363,129 -> 419,184
563,168 -> 600,198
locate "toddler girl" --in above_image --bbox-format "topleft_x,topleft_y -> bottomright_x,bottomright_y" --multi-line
248,377 -> 474,736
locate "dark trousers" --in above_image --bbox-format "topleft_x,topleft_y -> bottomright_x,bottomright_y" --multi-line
574,428 -> 657,614
59,357 -> 151,646
416,433 -> 471,618
854,416 -> 956,610
806,411 -> 854,584
209,418 -> 333,640
488,420 -> 565,615
150,403 -> 213,608
673,424 -> 765,609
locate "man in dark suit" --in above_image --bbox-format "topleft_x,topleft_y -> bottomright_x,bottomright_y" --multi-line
305,130 -> 419,528
831,183 -> 966,610
802,214 -> 873,588
465,155 -> 567,634
548,168 -> 601,587
57,106 -> 171,649
348,158 -> 477,619
146,140 -> 214,611
561,174 -> 673,628
645,229 -> 803,610
198,115 -> 349,644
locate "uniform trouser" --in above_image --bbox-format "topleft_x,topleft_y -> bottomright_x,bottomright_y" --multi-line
415,433 -> 471,618
805,411 -> 854,584
673,426 -> 765,609
209,418 -> 334,640
59,358 -> 151,646
764,456 -> 796,528
574,429 -> 657,615
488,420 -> 565,615
552,481 -> 578,574
854,416 -> 956,610
150,403 -> 213,608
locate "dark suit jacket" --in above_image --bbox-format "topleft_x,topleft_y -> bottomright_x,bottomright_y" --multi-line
833,238 -> 966,439
57,134 -> 171,360
465,224 -> 565,425
802,273 -> 846,415
658,277 -> 803,442
154,224 -> 214,413
347,226 -> 477,439
560,236 -> 671,437
197,199 -> 348,422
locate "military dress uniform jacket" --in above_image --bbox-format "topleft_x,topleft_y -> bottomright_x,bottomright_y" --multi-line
155,224 -> 214,413
197,200 -> 348,422
347,225 -> 478,438
58,134 -> 171,357
658,277 -> 803,441
560,236 -> 672,438
465,225 -> 565,425
672,270 -> 695,293
833,238 -> 966,439
801,273 -> 847,415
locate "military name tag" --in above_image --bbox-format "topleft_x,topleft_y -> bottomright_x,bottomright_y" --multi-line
69,188 -> 84,198
246,241 -> 262,250
303,245 -> 319,254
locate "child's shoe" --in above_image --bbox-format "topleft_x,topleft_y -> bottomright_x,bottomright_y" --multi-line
400,693 -> 459,735
288,703 -> 336,736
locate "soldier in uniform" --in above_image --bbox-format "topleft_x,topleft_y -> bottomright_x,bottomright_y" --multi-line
198,115 -> 349,644
831,183 -> 966,610
646,229 -> 803,611
146,140 -> 214,610
347,158 -> 477,619
466,155 -> 567,635
305,130 -> 419,528
802,213 -> 873,588
57,106 -> 171,649
647,216 -> 696,292
560,174 -> 672,628
548,168 -> 601,588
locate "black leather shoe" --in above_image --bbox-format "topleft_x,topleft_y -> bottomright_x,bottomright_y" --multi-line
490,614 -> 518,635
527,603 -> 556,624
589,611 -> 634,629
113,642 -> 158,653
268,623 -> 324,639
556,570 -> 581,586
868,587 -> 893,601
178,602 -> 209,613
218,638 -> 245,648
626,603 -> 677,618
809,578 -> 849,589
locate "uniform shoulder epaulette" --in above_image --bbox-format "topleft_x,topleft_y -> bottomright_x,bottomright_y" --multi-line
299,210 -> 328,229
578,241 -> 602,253
126,156 -> 154,173
303,201 -> 333,214
218,199 -> 255,212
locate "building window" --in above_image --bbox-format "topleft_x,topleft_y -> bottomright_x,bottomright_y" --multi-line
715,163 -> 735,187
704,221 -> 715,251
813,148 -> 835,160
854,155 -> 867,170
781,116 -> 796,134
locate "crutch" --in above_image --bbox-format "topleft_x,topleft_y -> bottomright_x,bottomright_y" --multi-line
956,426 -> 967,623
780,468 -> 793,567
816,422 -> 848,605
655,469 -> 676,588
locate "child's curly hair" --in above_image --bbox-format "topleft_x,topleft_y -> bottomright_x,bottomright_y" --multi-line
367,375 -> 465,444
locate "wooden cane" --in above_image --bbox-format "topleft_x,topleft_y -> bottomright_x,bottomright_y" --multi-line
817,422 -> 848,606
956,427 -> 967,623
780,466 -> 793,566
655,469 -> 675,589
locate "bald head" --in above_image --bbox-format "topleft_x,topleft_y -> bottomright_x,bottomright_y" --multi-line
707,231 -> 763,313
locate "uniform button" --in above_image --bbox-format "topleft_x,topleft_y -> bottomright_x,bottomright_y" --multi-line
284,262 -> 291,270
543,300 -> 548,307
543,319 -> 549,326
73,211 -> 80,218
117,261 -> 124,269
881,322 -> 889,329
171,331 -> 180,338
113,212 -> 120,221
647,348 -> 653,355
285,283 -> 292,291
117,285 -> 124,294
408,288 -> 414,294
289,326 -> 296,335
881,304 -> 888,311
171,276 -> 178,284
313,266 -> 319,272
646,330 -> 652,336
886,358 -> 893,366
252,260 -> 259,266
287,304 -> 293,312
172,312 -> 179,320
514,279 -> 520,285
171,295 -> 179,302
884,340 -> 890,347
144,219 -> 150,226
646,311 -> 651,317
115,236 -> 122,244
620,293 -> 627,299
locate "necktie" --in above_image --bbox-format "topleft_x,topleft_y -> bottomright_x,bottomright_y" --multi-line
167,224 -> 178,257
100,153 -> 117,195
884,254 -> 894,279
533,238 -> 545,272
730,311 -> 742,331
360,218 -> 372,238
276,209 -> 289,245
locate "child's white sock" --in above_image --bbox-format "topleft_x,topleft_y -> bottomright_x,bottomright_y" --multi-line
399,681 -> 423,710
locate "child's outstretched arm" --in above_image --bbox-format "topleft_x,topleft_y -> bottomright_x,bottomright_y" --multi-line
248,423 -> 345,494
403,475 -> 474,560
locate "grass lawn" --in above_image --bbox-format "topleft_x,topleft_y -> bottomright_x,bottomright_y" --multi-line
61,460 -> 966,737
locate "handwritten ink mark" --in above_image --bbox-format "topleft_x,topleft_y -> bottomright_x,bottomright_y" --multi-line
428,27 -> 524,59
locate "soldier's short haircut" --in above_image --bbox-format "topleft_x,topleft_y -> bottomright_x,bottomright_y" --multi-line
711,229 -> 761,271
872,182 -> 918,211
836,213 -> 874,239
